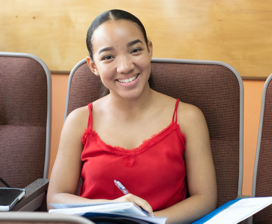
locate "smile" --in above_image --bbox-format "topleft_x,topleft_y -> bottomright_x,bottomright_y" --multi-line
117,74 -> 139,83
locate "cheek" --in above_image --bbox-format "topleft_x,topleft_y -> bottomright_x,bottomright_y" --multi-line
136,56 -> 151,71
98,76 -> 112,91
97,66 -> 117,89
99,73 -> 111,85
98,65 -> 114,79
141,59 -> 152,77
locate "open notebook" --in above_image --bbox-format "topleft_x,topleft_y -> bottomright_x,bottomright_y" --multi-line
49,202 -> 167,224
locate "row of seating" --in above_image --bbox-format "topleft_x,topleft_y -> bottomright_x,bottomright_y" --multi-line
0,52 -> 271,223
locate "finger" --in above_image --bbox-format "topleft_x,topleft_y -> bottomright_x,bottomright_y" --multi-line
114,194 -> 154,216
132,195 -> 153,216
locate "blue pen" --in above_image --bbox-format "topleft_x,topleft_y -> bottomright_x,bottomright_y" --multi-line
114,179 -> 129,195
114,179 -> 154,217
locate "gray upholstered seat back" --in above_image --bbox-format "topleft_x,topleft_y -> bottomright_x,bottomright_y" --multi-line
0,52 -> 51,188
252,73 -> 272,223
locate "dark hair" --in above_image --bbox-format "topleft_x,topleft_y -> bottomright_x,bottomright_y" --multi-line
86,9 -> 148,60
86,9 -> 153,97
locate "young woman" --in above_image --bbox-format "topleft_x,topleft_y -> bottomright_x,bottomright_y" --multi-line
47,9 -> 217,224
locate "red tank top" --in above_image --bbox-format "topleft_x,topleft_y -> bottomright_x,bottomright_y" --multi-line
79,99 -> 187,211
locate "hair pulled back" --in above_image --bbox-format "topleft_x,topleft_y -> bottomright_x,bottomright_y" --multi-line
86,9 -> 153,96
86,9 -> 148,61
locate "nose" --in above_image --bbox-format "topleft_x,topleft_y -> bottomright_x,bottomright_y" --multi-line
116,55 -> 134,74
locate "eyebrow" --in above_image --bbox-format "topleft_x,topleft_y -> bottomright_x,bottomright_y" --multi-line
126,39 -> 143,47
98,39 -> 143,55
98,47 -> 114,55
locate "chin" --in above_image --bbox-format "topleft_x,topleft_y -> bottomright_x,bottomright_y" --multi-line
121,93 -> 142,100
117,89 -> 145,100
111,82 -> 150,100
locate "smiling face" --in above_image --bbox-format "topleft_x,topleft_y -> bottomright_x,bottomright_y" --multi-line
86,19 -> 153,100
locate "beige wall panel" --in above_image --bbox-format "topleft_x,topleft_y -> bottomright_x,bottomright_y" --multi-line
1,0 -> 271,77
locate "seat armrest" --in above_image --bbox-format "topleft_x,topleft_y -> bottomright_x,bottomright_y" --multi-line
11,178 -> 49,211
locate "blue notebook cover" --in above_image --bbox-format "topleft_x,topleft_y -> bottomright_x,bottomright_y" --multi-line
192,198 -> 242,224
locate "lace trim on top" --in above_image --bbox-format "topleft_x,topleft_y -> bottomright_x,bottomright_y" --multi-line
81,99 -> 186,166
82,122 -> 184,151
82,122 -> 185,167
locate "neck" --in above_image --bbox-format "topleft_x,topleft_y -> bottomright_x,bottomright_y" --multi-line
105,86 -> 156,120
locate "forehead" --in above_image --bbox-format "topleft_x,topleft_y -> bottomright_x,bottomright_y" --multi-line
91,20 -> 145,49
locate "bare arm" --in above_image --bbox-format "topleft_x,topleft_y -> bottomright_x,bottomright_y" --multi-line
154,104 -> 217,224
47,107 -> 94,209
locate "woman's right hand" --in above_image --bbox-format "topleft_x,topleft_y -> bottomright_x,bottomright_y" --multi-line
113,194 -> 154,216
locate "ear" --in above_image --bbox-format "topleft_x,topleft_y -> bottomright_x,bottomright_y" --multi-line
147,41 -> 153,60
86,56 -> 99,76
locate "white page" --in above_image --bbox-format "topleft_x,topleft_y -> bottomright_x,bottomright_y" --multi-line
51,202 -> 125,209
204,197 -> 272,224
49,202 -> 147,216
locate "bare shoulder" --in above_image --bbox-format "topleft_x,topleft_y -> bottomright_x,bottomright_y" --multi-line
178,102 -> 205,121
177,101 -> 208,136
57,105 -> 89,155
154,91 -> 178,111
63,105 -> 89,131
66,105 -> 89,119
153,92 -> 206,126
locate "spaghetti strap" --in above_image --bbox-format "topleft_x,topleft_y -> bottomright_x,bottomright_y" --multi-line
87,103 -> 93,129
172,99 -> 180,124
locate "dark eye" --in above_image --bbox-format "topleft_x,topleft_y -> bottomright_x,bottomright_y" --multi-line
102,55 -> 114,60
131,48 -> 142,54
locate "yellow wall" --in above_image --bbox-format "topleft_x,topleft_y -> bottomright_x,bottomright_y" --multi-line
1,0 -> 272,78
50,74 -> 266,196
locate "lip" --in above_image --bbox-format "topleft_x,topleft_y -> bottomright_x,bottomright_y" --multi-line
116,73 -> 140,87
116,74 -> 139,82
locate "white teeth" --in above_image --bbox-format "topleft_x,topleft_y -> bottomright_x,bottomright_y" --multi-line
118,75 -> 138,83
